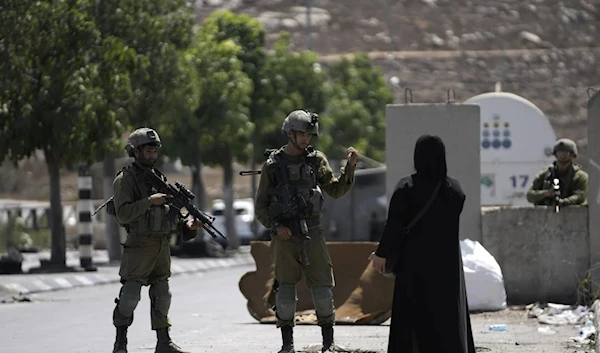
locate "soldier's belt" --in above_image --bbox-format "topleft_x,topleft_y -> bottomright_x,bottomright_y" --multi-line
279,217 -> 320,229
304,218 -> 321,228
127,232 -> 173,238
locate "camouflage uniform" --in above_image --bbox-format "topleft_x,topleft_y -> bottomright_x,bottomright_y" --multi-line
527,138 -> 589,207
111,128 -> 197,353
255,110 -> 356,353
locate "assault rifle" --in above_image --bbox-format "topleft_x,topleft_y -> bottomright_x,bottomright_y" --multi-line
552,177 -> 561,213
93,169 -> 226,240
548,167 -> 561,213
144,170 -> 227,240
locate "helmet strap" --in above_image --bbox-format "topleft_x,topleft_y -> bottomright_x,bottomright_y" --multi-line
289,131 -> 304,151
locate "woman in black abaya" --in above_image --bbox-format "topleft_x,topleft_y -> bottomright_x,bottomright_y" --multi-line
370,135 -> 476,353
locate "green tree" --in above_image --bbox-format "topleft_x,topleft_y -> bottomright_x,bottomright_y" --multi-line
162,10 -> 261,218
0,0 -> 128,266
158,51 -> 203,208
199,11 -> 267,231
318,53 -> 393,164
92,0 -> 195,127
91,0 -> 195,260
255,32 -> 327,158
165,28 -> 253,249
202,10 -> 265,120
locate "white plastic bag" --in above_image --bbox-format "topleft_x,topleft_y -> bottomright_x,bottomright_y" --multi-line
460,238 -> 507,312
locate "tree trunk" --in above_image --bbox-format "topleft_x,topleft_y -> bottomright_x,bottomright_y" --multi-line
45,150 -> 66,267
191,159 -> 208,211
103,154 -> 121,262
223,149 -> 239,249
190,159 -> 207,242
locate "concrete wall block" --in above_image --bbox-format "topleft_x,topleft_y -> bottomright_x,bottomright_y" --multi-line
482,206 -> 589,304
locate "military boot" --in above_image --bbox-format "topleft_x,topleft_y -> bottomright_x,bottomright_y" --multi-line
321,325 -> 334,352
155,327 -> 190,353
112,326 -> 128,353
277,325 -> 295,353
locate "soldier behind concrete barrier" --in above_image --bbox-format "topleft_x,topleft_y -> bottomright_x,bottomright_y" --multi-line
254,109 -> 358,353
111,128 -> 202,353
526,138 -> 588,208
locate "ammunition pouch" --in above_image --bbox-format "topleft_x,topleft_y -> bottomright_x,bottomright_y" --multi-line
127,205 -> 178,235
109,164 -> 178,235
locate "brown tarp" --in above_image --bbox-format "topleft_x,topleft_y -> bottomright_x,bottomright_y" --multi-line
238,241 -> 395,325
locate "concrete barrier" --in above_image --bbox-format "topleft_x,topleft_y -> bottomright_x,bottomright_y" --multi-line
481,205 -> 589,305
238,241 -> 394,325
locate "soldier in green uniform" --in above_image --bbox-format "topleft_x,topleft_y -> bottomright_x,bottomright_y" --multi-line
111,128 -> 202,353
255,110 -> 358,353
527,138 -> 589,208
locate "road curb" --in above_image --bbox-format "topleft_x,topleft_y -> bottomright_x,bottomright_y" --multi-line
0,253 -> 255,296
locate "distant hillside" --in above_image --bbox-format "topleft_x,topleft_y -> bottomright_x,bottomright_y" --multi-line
196,0 -> 598,53
195,0 -> 599,164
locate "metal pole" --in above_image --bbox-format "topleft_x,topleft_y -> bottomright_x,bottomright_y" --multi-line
78,165 -> 97,271
306,0 -> 312,50
384,0 -> 394,47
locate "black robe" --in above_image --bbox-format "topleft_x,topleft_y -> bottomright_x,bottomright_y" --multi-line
375,174 -> 476,353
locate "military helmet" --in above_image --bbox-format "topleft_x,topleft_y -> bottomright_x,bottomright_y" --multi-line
281,110 -> 319,136
553,138 -> 578,156
125,128 -> 162,157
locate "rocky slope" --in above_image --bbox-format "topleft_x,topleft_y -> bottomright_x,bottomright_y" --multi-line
195,0 -> 598,53
194,0 -> 599,164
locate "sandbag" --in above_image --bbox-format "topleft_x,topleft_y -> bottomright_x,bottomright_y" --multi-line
238,241 -> 394,325
460,238 -> 507,311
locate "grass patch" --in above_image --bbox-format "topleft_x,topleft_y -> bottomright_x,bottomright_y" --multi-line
0,215 -> 51,254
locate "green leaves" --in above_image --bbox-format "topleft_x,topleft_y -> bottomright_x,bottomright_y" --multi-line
192,25 -> 254,165
0,0 -> 112,165
251,32 -> 327,160
318,53 -> 393,163
0,4 -> 393,170
93,0 -> 195,129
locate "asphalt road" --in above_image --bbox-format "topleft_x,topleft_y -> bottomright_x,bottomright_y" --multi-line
0,264 -> 588,353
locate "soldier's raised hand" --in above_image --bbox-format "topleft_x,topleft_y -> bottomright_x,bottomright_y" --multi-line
347,146 -> 359,167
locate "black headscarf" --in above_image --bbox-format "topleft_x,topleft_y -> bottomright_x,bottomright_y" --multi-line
414,134 -> 448,181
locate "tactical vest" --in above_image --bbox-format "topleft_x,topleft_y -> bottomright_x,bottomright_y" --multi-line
111,164 -> 179,235
540,163 -> 579,203
267,147 -> 324,218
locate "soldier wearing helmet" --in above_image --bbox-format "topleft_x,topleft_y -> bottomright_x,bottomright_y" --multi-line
527,138 -> 588,207
255,110 -> 359,353
111,128 -> 201,353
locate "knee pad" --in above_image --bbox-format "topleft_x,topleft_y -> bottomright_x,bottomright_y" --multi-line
276,283 -> 297,321
117,281 -> 142,318
149,280 -> 172,316
311,286 -> 334,317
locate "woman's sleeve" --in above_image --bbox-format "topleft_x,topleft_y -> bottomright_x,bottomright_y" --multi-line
375,187 -> 409,258
449,177 -> 466,214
